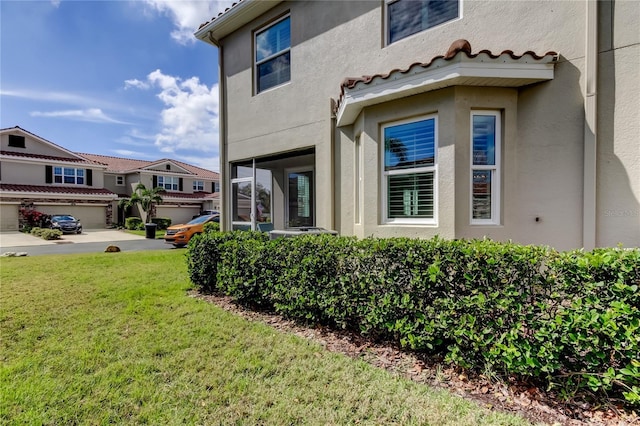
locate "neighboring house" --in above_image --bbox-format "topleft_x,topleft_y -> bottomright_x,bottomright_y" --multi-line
0,126 -> 220,231
195,0 -> 639,250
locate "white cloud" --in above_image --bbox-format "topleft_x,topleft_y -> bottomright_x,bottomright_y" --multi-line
142,0 -> 236,45
30,108 -> 129,124
176,154 -> 220,172
128,69 -> 219,155
2,89 -> 98,106
124,79 -> 150,90
113,149 -> 146,158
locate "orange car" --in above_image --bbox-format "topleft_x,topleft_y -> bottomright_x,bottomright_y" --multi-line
163,214 -> 219,247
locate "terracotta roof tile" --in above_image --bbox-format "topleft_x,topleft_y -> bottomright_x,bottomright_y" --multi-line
1,150 -> 93,164
163,191 -> 220,200
0,183 -> 117,197
335,39 -> 558,114
198,0 -> 244,30
77,153 -> 219,179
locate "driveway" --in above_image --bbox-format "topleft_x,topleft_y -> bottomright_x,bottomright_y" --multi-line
0,229 -> 172,256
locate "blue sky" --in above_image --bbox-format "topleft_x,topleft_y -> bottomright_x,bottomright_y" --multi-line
1,0 -> 233,172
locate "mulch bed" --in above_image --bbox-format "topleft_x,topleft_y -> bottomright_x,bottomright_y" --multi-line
191,292 -> 639,426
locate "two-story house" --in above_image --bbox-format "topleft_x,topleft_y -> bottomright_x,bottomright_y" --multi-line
196,0 -> 639,250
0,126 -> 220,231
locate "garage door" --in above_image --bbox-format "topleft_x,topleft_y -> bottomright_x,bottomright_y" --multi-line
0,204 -> 19,231
37,205 -> 106,229
156,207 -> 201,226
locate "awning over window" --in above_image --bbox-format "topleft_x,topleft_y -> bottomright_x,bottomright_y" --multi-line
335,40 -> 559,127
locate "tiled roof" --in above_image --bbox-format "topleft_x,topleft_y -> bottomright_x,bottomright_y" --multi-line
163,191 -> 220,200
77,153 -> 219,179
78,153 -> 150,172
0,126 -> 86,160
0,150 -> 94,164
0,183 -> 117,197
198,0 -> 245,30
335,39 -> 559,115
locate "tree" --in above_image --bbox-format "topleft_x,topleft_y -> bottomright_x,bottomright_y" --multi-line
118,183 -> 166,224
385,137 -> 408,164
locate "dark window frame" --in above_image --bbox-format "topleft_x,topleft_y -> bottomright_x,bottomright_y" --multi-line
254,14 -> 291,94
386,0 -> 460,45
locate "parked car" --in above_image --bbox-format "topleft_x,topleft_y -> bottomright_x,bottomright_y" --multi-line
192,210 -> 220,220
164,214 -> 219,247
50,214 -> 83,234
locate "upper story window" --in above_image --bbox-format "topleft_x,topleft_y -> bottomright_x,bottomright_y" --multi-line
387,0 -> 460,44
382,116 -> 438,224
54,167 -> 84,185
158,176 -> 179,191
8,135 -> 26,148
471,111 -> 501,225
255,15 -> 290,93
116,175 -> 125,186
193,180 -> 205,191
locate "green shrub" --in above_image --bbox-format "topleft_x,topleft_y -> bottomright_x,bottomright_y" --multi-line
151,217 -> 171,230
203,221 -> 220,233
187,234 -> 640,406
30,227 -> 62,240
124,217 -> 143,230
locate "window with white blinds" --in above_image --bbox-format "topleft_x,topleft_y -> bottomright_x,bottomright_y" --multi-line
255,15 -> 290,93
386,0 -> 460,44
471,111 -> 500,224
382,116 -> 437,224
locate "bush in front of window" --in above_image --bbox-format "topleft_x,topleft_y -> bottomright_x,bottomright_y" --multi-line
187,232 -> 640,406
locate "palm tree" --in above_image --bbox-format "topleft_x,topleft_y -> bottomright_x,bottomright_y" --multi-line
118,183 -> 166,224
385,137 -> 408,164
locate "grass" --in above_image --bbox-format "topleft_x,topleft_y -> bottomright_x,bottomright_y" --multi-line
123,229 -> 166,239
0,251 -> 533,425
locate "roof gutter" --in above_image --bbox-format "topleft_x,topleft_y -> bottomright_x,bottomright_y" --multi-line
194,0 -> 283,46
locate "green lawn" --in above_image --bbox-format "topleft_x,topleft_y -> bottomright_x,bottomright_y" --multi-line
0,251 -> 533,425
124,229 -> 166,239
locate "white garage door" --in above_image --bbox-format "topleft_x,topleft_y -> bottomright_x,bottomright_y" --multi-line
0,204 -> 19,231
156,207 -> 201,226
37,205 -> 106,229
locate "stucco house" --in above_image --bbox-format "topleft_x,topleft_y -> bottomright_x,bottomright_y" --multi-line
0,126 -> 220,231
196,0 -> 639,250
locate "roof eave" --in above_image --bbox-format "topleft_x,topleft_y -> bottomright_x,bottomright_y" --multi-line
195,0 -> 283,46
336,53 -> 558,127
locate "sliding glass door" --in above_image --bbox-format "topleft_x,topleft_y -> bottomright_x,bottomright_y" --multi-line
286,168 -> 314,228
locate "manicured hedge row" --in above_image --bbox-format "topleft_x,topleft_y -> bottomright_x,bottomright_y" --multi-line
187,232 -> 640,404
124,217 -> 172,230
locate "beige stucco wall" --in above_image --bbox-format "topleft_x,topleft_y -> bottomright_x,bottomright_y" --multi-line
0,133 -> 79,159
594,0 -> 640,247
0,161 -> 105,188
217,0 -> 639,248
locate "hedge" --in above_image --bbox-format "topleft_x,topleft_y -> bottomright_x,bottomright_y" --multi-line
187,232 -> 640,405
124,217 -> 143,230
30,227 -> 62,240
151,217 -> 171,230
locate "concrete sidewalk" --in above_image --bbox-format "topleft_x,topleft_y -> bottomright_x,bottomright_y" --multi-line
0,229 -> 147,248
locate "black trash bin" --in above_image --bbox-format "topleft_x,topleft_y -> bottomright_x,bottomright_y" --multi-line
144,223 -> 157,239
